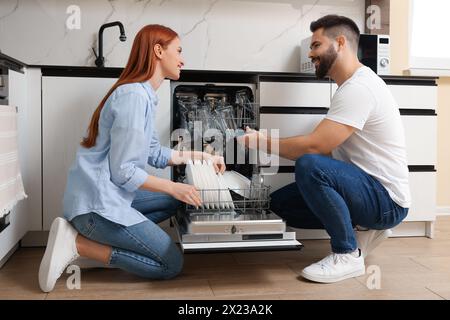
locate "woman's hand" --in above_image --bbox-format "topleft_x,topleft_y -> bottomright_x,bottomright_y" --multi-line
213,155 -> 226,174
169,151 -> 225,173
170,182 -> 203,207
207,154 -> 226,174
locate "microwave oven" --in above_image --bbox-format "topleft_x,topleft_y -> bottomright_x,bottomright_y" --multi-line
300,34 -> 390,75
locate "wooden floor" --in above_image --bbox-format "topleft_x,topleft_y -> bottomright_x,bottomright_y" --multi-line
1,217 -> 450,300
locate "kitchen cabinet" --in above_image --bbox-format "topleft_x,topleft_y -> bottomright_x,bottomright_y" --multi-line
259,76 -> 438,238
40,75 -> 172,231
23,67 -> 438,241
332,81 -> 437,110
402,115 -> 437,166
260,113 -> 324,167
388,84 -> 438,110
41,76 -> 116,230
260,113 -> 437,168
259,80 -> 331,108
262,170 -> 436,224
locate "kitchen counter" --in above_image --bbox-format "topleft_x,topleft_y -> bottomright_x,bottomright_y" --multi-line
27,64 -> 438,85
0,52 -> 26,73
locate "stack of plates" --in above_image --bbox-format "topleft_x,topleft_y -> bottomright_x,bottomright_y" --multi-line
185,160 -> 234,210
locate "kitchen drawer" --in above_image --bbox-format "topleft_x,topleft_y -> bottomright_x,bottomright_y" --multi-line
259,81 -> 331,108
260,113 -> 325,167
332,83 -> 437,111
388,85 -> 437,110
260,113 -> 436,167
262,171 -> 436,223
402,115 -> 437,166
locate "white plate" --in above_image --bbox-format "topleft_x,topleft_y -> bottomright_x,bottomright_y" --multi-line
217,173 -> 235,209
221,171 -> 251,198
185,160 -> 203,209
195,160 -> 212,209
186,160 -> 235,210
200,160 -> 214,209
185,160 -> 195,185
203,160 -> 218,209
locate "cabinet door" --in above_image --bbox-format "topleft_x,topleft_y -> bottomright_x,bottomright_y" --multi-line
388,85 -> 437,110
42,78 -> 173,230
260,113 -> 437,167
263,171 -> 436,223
145,80 -> 171,180
259,81 -> 331,108
402,116 -> 437,166
42,77 -> 116,230
333,83 -> 438,111
259,113 -> 325,167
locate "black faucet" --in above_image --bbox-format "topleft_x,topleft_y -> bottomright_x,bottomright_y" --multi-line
93,21 -> 127,68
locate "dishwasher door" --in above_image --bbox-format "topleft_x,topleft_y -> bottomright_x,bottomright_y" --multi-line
173,213 -> 303,253
173,201 -> 303,253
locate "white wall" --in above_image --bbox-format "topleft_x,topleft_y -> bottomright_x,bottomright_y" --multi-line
0,0 -> 365,72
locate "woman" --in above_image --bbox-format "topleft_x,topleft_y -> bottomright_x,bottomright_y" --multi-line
38,25 -> 225,293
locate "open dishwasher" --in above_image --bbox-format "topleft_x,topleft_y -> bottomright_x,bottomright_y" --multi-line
170,79 -> 303,253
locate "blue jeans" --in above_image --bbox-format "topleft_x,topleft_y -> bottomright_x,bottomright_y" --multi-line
270,154 -> 408,254
71,190 -> 183,279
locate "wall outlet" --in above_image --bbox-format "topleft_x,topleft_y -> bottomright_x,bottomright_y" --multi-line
0,212 -> 11,233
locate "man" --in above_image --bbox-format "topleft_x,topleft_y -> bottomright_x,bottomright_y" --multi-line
240,15 -> 410,283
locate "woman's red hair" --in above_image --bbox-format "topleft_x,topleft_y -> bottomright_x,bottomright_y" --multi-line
81,24 -> 178,148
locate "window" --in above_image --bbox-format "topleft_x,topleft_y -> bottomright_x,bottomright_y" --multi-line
409,0 -> 450,75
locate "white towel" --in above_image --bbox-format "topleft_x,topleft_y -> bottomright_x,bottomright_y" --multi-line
0,105 -> 27,218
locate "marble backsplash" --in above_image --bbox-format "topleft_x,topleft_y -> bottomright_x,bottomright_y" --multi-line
0,0 -> 365,72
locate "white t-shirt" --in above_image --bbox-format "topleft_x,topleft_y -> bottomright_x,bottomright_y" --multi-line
327,66 -> 411,208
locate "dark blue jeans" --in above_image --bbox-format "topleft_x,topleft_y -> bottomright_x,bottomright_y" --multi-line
270,154 -> 408,254
71,191 -> 183,279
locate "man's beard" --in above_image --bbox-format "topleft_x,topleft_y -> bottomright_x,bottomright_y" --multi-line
313,45 -> 338,79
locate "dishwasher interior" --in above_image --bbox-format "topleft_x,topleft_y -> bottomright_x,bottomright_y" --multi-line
170,81 -> 302,253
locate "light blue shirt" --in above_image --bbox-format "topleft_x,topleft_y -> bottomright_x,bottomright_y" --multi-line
63,82 -> 173,226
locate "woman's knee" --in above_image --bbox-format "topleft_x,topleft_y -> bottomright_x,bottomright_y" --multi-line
161,247 -> 184,279
136,245 -> 183,280
161,194 -> 181,214
70,213 -> 96,238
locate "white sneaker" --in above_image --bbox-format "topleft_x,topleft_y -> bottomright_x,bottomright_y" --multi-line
38,217 -> 80,292
301,251 -> 365,283
356,228 -> 392,258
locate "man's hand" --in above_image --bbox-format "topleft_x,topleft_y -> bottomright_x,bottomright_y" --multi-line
237,120 -> 355,161
237,126 -> 269,151
278,119 -> 356,160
